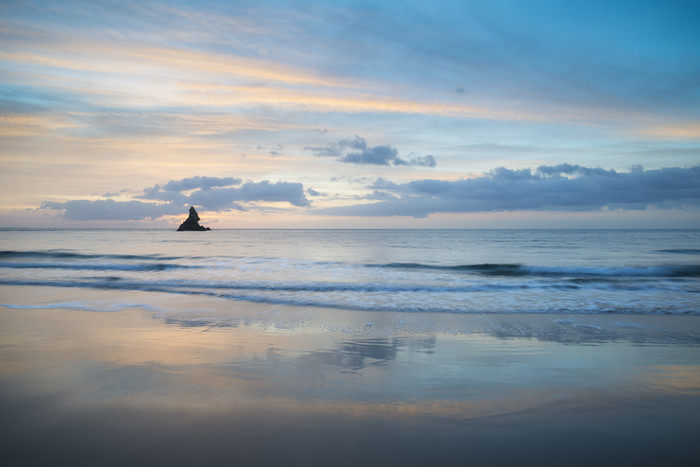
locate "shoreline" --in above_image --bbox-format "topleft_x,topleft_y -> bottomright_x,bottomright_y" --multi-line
2,284 -> 699,344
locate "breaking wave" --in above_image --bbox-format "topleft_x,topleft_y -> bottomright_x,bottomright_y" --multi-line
1,245 -> 698,315
0,250 -> 184,261
0,261 -> 196,271
372,262 -> 700,278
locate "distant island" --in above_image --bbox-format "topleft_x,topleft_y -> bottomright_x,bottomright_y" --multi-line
177,206 -> 211,231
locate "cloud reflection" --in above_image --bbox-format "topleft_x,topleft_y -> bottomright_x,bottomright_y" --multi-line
3,300 -> 700,466
305,336 -> 436,372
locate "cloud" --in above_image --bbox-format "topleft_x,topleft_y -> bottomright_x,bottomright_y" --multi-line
162,176 -> 242,192
307,136 -> 436,167
341,144 -> 398,166
140,176 -> 244,204
230,180 -> 310,207
410,154 -> 436,167
141,177 -> 310,211
361,190 -> 399,201
41,176 -> 311,221
40,199 -> 182,221
316,165 -> 700,218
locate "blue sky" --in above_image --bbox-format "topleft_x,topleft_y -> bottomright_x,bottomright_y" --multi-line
1,0 -> 699,228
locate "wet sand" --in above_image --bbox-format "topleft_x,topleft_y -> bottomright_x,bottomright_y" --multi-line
1,286 -> 700,466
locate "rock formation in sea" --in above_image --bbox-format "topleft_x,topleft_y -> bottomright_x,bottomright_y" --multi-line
177,206 -> 211,231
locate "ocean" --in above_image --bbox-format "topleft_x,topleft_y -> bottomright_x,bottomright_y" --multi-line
2,228 -> 700,465
1,228 -> 698,317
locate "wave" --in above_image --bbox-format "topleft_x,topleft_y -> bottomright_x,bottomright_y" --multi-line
1,248 -> 698,316
372,262 -> 700,278
0,261 -> 196,272
3,250 -> 698,279
657,249 -> 700,255
0,250 -> 184,261
0,274 -> 694,296
1,277 -> 697,316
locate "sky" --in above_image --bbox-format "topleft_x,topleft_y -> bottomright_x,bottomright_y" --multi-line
1,0 -> 699,228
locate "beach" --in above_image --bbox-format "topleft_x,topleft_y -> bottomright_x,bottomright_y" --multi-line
2,284 -> 699,466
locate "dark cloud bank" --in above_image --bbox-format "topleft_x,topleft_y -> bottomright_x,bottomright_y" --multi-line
40,199 -> 184,221
307,136 -> 436,167
40,165 -> 699,221
139,177 -> 310,210
41,176 -> 310,221
319,164 -> 700,218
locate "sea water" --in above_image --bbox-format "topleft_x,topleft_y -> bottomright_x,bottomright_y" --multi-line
1,229 -> 698,316
2,228 -> 700,466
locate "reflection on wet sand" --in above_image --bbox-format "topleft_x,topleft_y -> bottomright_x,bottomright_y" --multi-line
2,292 -> 700,465
305,336 -> 436,372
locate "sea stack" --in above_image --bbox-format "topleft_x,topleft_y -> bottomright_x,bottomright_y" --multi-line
177,206 -> 211,231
